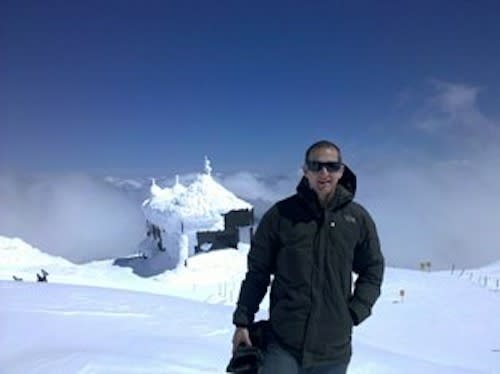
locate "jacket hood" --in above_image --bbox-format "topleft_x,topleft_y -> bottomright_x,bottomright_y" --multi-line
338,164 -> 357,195
297,164 -> 357,210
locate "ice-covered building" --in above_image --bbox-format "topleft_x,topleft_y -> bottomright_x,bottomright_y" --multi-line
137,157 -> 253,273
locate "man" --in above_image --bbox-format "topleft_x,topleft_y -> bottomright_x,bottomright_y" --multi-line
232,140 -> 384,373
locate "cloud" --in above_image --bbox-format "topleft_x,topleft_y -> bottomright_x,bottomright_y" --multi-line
220,171 -> 297,203
0,173 -> 145,263
431,80 -> 480,115
359,158 -> 500,270
219,171 -> 299,219
415,80 -> 500,147
356,80 -> 500,269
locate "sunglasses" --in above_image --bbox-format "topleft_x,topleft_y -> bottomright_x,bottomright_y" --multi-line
306,160 -> 343,173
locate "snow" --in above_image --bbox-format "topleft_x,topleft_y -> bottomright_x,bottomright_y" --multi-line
1,236 -> 499,373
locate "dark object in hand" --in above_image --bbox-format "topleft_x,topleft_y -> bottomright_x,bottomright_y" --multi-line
227,320 -> 269,373
226,344 -> 264,373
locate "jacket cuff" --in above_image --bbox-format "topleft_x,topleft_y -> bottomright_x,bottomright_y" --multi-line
233,305 -> 253,327
348,298 -> 371,326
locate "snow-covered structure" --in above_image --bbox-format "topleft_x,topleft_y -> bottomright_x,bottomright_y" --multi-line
136,157 -> 253,273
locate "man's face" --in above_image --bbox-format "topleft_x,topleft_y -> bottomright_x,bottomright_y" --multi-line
303,146 -> 344,200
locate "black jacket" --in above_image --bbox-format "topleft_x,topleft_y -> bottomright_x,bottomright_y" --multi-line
233,166 -> 384,367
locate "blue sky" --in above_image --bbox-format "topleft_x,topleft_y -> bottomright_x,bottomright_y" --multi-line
2,0 -> 500,176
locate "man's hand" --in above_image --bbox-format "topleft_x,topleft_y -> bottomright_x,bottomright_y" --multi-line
232,327 -> 252,353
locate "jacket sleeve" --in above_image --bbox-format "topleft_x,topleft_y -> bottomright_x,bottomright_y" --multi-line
233,206 -> 280,327
349,207 -> 384,326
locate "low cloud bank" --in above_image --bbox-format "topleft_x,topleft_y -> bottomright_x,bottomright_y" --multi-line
0,173 -> 145,263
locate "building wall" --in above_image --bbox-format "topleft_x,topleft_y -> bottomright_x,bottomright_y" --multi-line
195,209 -> 254,253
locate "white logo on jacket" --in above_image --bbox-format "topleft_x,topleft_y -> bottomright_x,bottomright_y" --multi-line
344,214 -> 357,223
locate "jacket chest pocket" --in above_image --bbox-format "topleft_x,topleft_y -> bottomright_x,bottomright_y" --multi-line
279,220 -> 317,249
327,214 -> 360,262
277,221 -> 316,285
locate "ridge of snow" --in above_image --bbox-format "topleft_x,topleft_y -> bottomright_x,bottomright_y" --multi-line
0,235 -> 252,304
0,236 -> 74,270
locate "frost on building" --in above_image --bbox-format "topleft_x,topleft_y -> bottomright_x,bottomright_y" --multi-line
138,157 -> 254,272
